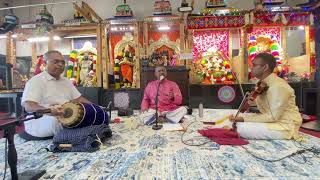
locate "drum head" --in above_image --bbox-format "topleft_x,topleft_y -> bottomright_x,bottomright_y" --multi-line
59,102 -> 83,127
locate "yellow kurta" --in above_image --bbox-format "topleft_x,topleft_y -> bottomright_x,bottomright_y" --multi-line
242,73 -> 303,140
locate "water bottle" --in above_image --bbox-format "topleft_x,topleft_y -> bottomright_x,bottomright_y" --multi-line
199,102 -> 203,118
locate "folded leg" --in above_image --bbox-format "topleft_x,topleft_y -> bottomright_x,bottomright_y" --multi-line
165,106 -> 188,124
237,122 -> 287,140
23,115 -> 63,138
141,109 -> 157,125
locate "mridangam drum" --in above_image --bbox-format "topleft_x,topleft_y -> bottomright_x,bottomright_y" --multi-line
60,102 -> 109,128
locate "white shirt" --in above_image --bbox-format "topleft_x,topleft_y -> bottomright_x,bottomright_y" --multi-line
21,71 -> 81,137
22,71 -> 81,107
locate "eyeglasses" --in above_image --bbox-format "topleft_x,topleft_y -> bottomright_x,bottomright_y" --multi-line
48,59 -> 66,65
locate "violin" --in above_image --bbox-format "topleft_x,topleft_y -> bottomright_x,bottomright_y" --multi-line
231,81 -> 269,132
239,81 -> 269,113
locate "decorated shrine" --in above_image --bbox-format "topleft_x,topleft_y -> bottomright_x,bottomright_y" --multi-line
247,6 -> 316,82
153,0 -> 172,15
187,1 -> 246,84
193,48 -> 234,84
106,1 -> 141,89
143,15 -> 183,67
187,0 -> 316,83
67,41 -> 98,86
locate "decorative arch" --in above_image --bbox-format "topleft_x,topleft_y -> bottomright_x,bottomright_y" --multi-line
114,33 -> 136,57
148,34 -> 180,56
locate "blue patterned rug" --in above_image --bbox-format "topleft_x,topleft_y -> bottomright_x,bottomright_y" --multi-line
0,110 -> 320,179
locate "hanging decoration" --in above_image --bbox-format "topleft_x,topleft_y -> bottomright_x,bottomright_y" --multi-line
0,3 -> 19,34
253,12 -> 310,27
187,15 -> 245,29
34,6 -> 54,35
153,0 -> 172,15
309,26 -> 316,76
67,50 -> 79,85
200,8 -> 242,16
272,13 -> 288,25
193,48 -> 234,84
206,0 -> 226,8
114,55 -> 121,89
248,35 -> 287,78
115,0 -> 133,17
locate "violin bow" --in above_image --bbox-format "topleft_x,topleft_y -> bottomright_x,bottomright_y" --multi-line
235,92 -> 250,118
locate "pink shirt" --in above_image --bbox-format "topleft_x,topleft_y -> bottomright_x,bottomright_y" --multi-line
141,79 -> 182,112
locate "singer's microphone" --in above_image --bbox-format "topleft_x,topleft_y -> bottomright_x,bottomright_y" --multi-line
159,75 -> 165,81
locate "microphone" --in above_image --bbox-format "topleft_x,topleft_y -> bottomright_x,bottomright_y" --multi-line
106,101 -> 112,110
159,75 -> 165,81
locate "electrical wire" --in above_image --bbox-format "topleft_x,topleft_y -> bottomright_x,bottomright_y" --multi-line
241,144 -> 319,163
240,92 -> 320,163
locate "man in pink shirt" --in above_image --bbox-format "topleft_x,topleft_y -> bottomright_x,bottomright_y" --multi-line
141,66 -> 187,125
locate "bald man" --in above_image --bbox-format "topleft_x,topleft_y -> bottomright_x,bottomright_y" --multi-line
141,65 -> 187,125
21,50 -> 91,140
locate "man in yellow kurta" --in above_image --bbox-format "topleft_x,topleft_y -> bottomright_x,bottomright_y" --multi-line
230,53 -> 302,140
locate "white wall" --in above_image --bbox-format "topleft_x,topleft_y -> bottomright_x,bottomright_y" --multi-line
53,38 -> 72,55
0,39 -> 6,55
16,40 -> 32,57
286,28 -> 306,57
15,38 -> 72,57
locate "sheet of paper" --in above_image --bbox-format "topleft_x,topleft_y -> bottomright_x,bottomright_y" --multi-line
163,123 -> 184,131
200,113 -> 231,123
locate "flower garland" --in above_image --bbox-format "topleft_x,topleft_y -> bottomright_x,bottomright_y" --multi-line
193,48 -> 234,84
67,50 -> 79,85
248,35 -> 287,78
33,55 -> 45,76
67,48 -> 98,86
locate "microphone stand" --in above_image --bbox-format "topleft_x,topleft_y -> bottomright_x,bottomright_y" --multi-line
0,114 -> 46,180
152,80 -> 163,130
